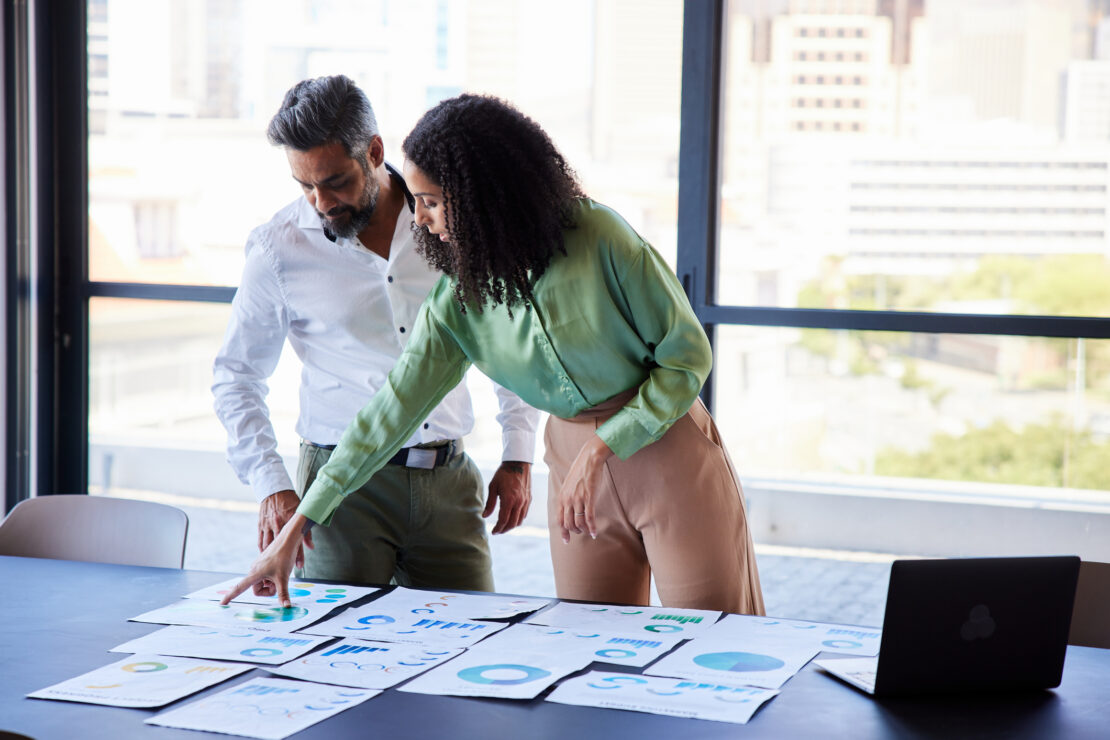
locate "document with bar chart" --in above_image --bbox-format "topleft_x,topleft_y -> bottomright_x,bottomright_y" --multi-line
477,623 -> 684,667
109,625 -> 333,664
147,677 -> 377,740
525,602 -> 722,639
298,603 -> 509,647
379,586 -> 553,620
265,639 -> 463,689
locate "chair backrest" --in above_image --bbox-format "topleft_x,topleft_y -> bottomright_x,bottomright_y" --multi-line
1069,560 -> 1110,650
0,495 -> 188,568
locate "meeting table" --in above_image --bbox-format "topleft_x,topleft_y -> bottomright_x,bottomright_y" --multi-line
1,555 -> 1108,739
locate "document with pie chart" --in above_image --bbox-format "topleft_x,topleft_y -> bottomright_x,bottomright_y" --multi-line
397,647 -> 592,700
110,625 -> 333,664
265,639 -> 463,689
27,653 -> 252,707
704,613 -> 882,657
644,636 -> 819,689
129,598 -> 338,633
183,577 -> 379,607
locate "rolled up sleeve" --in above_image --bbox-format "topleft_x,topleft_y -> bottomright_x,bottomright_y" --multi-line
595,242 -> 711,460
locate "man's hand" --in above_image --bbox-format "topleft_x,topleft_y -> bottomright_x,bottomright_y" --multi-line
258,490 -> 310,568
556,434 -> 613,544
483,461 -> 532,534
222,514 -> 313,608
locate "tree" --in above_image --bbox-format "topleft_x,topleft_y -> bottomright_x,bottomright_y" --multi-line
875,417 -> 1110,491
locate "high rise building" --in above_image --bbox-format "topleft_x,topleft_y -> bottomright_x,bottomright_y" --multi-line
923,0 -> 1076,134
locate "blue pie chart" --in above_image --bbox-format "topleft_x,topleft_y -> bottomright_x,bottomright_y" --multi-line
457,664 -> 551,685
693,651 -> 785,672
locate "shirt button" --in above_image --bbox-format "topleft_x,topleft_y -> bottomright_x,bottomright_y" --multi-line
423,423 -> 430,430
399,327 -> 406,333
387,275 -> 394,283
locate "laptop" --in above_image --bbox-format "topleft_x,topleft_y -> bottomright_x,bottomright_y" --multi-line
816,556 -> 1080,696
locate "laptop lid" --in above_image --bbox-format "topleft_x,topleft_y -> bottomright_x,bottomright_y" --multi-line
873,556 -> 1080,697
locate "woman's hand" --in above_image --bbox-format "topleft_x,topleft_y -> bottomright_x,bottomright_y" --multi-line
220,514 -> 315,607
556,434 -> 614,543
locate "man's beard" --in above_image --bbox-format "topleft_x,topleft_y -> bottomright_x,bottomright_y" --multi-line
319,175 -> 380,241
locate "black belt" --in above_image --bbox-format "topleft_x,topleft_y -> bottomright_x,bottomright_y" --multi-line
306,440 -> 457,470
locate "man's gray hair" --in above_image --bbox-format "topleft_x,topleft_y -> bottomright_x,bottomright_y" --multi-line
267,75 -> 379,160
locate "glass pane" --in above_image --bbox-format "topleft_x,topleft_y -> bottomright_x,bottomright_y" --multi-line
89,298 -> 265,570
88,0 -> 681,285
716,325 -> 1110,559
719,1 -> 1110,317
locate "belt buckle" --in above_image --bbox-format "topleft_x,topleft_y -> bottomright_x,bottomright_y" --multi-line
405,447 -> 438,470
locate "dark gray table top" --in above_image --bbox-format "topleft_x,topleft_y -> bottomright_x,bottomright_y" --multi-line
2,555 -> 1108,740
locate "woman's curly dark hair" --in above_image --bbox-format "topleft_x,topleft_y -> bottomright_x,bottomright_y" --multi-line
402,94 -> 585,313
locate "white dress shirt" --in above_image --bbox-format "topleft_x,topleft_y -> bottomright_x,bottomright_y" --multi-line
213,185 -> 538,503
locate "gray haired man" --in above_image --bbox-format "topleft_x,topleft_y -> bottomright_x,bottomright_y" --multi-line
213,75 -> 537,589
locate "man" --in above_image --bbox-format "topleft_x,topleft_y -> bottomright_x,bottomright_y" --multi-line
212,75 -> 537,590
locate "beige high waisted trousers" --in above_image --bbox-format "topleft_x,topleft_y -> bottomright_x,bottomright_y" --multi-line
544,389 -> 765,615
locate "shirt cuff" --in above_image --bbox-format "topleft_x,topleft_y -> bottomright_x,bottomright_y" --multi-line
595,408 -> 659,461
250,465 -> 295,504
296,478 -> 345,527
501,429 -> 537,464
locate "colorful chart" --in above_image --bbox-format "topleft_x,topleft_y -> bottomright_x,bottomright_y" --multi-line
239,648 -> 283,658
646,637 -> 820,690
234,606 -> 309,623
594,648 -> 637,660
131,598 -> 337,634
355,615 -> 395,626
693,651 -> 786,673
457,664 -> 552,686
122,662 -> 168,673
183,578 -> 379,607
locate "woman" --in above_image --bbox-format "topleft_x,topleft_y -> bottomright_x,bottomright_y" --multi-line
225,94 -> 763,614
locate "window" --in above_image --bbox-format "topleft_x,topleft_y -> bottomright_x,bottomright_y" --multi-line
699,0 -> 1110,559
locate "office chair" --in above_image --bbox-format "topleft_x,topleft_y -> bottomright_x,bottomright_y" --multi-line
0,494 -> 188,568
1068,560 -> 1110,650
